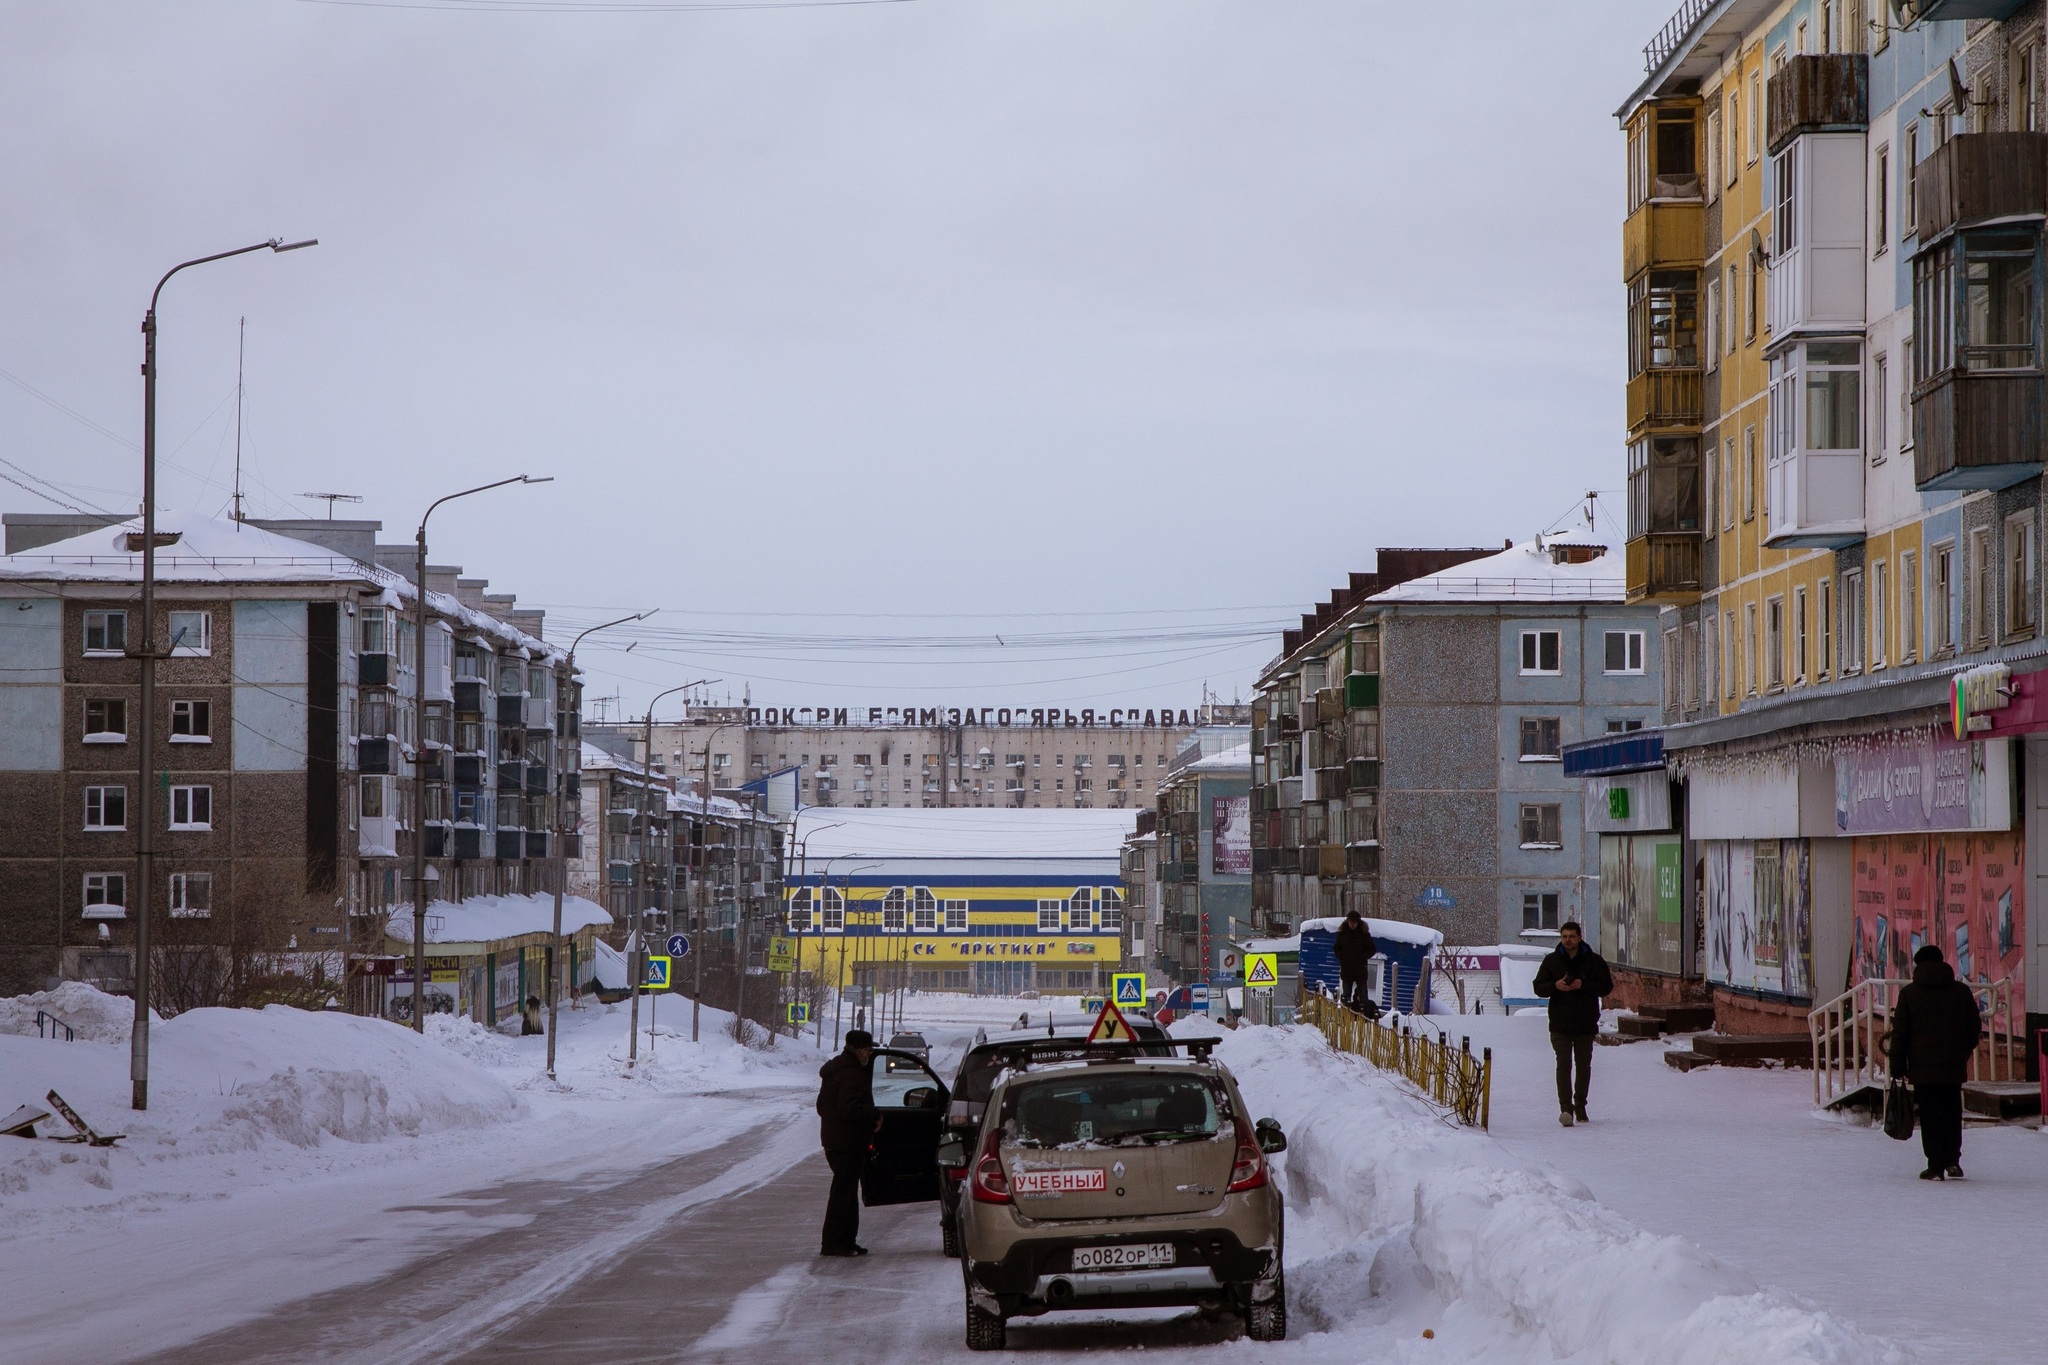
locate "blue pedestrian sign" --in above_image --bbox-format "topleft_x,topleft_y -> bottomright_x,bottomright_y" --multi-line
787,1002 -> 809,1025
644,955 -> 672,989
1112,973 -> 1146,1008
666,933 -> 691,958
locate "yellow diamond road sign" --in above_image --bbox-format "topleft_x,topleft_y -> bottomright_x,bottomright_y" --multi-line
1245,952 -> 1279,990
1112,973 -> 1145,1007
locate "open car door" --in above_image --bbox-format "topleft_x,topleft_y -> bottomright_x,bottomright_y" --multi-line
862,1048 -> 950,1207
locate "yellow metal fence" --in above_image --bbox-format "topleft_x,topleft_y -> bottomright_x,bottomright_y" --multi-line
1299,990 -> 1493,1129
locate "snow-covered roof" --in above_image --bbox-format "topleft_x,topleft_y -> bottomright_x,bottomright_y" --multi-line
581,740 -> 661,780
1368,500 -> 1624,605
385,892 -> 610,947
1185,742 -> 1251,775
0,510 -> 564,663
1299,916 -> 1446,950
667,789 -> 765,822
791,807 -> 1135,862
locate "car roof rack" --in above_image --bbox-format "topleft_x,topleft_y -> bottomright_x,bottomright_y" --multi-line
982,1037 -> 1217,1067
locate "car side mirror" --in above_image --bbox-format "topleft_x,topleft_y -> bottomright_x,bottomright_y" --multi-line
936,1138 -> 967,1168
1254,1118 -> 1287,1155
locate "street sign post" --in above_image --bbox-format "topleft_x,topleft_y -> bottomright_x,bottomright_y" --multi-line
1111,972 -> 1145,1008
1245,952 -> 1279,991
1190,983 -> 1212,1014
766,936 -> 797,973
788,1002 -> 809,1025
666,933 -> 690,958
645,955 -> 672,989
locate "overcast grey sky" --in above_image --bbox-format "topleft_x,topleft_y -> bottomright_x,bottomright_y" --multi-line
3,0 -> 1677,718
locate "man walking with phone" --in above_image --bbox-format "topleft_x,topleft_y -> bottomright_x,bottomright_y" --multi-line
1533,921 -> 1612,1127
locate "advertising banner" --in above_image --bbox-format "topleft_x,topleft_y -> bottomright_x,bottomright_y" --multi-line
1833,734 -> 2011,835
1703,839 -> 1813,998
1599,834 -> 1684,974
1212,795 -> 1251,876
1851,831 -> 2024,1020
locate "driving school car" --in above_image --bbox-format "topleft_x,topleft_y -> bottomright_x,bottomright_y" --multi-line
942,1039 -> 1288,1351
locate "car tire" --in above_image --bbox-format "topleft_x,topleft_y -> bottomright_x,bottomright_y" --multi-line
965,1289 -> 1006,1351
941,1214 -> 961,1259
1244,1271 -> 1286,1342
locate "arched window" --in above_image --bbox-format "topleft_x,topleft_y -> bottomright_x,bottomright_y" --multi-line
1098,887 -> 1123,934
820,885 -> 844,933
912,887 -> 939,932
882,887 -> 907,932
1067,887 -> 1094,933
788,886 -> 813,934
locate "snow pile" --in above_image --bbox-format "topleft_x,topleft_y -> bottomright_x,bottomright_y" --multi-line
1205,1023 -> 1913,1363
385,890 -> 610,945
0,981 -> 155,1042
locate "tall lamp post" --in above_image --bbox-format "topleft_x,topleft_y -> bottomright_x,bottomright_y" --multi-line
131,236 -> 316,1112
409,475 -> 551,1034
545,610 -> 653,1082
689,720 -> 746,1043
627,677 -> 713,1069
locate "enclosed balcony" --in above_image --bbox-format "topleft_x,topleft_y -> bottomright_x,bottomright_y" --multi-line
1626,269 -> 1701,436
1765,54 -> 1867,154
1913,133 -> 2048,244
1764,341 -> 1865,547
1911,0 -> 2031,23
1626,434 -> 1703,602
1765,134 -> 1866,339
1911,228 -> 2046,491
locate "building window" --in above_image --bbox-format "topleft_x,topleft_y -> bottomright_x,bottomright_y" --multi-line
1038,899 -> 1063,932
1818,577 -> 1833,677
1843,569 -> 1866,672
1871,353 -> 1888,461
1606,718 -> 1645,734
1603,630 -> 1646,674
84,698 -> 127,742
1874,145 -> 1889,254
2008,513 -> 2038,637
1932,542 -> 1955,653
1682,618 -> 1702,710
167,610 -> 211,657
1519,630 -> 1562,675
83,872 -> 127,919
1901,549 -> 1920,662
360,606 -> 388,654
1745,602 -> 1759,694
360,775 -> 388,818
1628,271 -> 1699,374
169,872 -> 212,919
913,886 -> 939,932
1748,69 -> 1762,164
1067,888 -> 1094,933
788,889 -> 815,934
1723,609 -> 1739,698
1098,888 -> 1123,934
1523,892 -> 1561,933
1767,596 -> 1785,689
1793,586 -> 1809,682
84,786 -> 126,831
1519,717 -> 1562,760
944,900 -> 968,932
1725,265 -> 1740,357
83,610 -> 126,656
1971,526 -> 1994,646
1743,426 -> 1758,519
170,698 -> 213,742
1871,561 -> 1889,667
1803,341 -> 1861,451
2017,43 -> 2039,132
1518,804 -> 1563,849
1904,122 -> 1918,239
821,886 -> 844,932
1662,628 -> 1681,710
882,887 -> 907,933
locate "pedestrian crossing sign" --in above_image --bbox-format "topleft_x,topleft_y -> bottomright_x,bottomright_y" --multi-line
787,1002 -> 809,1025
1111,972 -> 1145,1007
1245,952 -> 1279,990
1086,997 -> 1136,1044
645,955 -> 672,989
1080,997 -> 1105,1015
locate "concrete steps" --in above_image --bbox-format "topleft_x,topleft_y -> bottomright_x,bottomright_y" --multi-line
1963,1080 -> 2041,1120
1662,1031 -> 1813,1072
1616,1003 -> 1717,1039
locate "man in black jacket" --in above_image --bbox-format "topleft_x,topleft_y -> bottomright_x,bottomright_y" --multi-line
1532,921 -> 1613,1127
817,1029 -> 879,1255
1333,910 -> 1378,1013
1890,944 -> 1984,1180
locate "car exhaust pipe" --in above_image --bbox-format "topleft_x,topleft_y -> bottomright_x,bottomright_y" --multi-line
1046,1278 -> 1075,1305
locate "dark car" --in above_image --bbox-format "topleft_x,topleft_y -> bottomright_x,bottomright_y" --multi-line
936,1018 -> 1171,1259
887,1031 -> 933,1067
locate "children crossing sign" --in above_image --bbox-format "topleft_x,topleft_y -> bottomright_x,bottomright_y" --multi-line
1111,972 -> 1146,1008
1245,952 -> 1279,991
644,954 -> 672,989
766,937 -> 797,972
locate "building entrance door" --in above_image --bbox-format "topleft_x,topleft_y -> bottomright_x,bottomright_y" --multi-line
975,961 -> 1031,996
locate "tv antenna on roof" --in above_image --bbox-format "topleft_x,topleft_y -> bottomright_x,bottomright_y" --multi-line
300,492 -> 363,520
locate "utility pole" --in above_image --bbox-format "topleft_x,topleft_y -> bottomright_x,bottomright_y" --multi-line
631,680 -> 709,1067
132,237 -> 315,1111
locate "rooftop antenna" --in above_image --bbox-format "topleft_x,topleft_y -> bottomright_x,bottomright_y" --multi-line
300,492 -> 363,521
232,318 -> 245,526
1584,489 -> 1599,526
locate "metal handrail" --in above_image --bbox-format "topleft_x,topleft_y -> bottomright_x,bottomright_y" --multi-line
1299,990 -> 1492,1128
1809,974 -> 2025,1107
1643,0 -> 1715,74
35,1009 -> 75,1042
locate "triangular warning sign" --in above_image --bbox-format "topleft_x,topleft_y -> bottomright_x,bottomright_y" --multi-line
1245,954 -> 1278,987
1086,997 -> 1134,1044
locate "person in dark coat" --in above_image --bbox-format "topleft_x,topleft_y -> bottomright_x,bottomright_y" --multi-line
1890,944 -> 1983,1180
1332,910 -> 1378,1013
817,1029 -> 880,1255
1532,921 -> 1613,1127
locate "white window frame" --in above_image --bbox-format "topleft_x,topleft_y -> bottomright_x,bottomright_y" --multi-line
84,785 -> 126,831
821,885 -> 845,933
1932,541 -> 1956,654
944,900 -> 968,933
1038,899 -> 1063,933
2008,513 -> 2038,637
1067,888 -> 1094,933
84,697 -> 127,743
167,610 -> 211,657
83,872 -> 127,920
1602,629 -> 1646,675
1518,629 -> 1563,676
1097,889 -> 1123,935
1871,559 -> 1889,668
169,783 -> 213,832
169,871 -> 213,919
83,610 -> 126,656
170,698 -> 212,743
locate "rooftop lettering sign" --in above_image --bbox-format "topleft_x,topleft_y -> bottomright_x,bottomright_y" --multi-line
741,705 -> 1199,729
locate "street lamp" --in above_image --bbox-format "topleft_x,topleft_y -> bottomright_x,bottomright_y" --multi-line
628,676 -> 714,1069
409,475 -> 552,1034
815,855 -> 877,1049
545,610 -> 654,1082
131,237 -> 316,1113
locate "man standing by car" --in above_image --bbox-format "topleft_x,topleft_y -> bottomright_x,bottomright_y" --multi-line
1890,944 -> 1983,1180
1533,921 -> 1611,1127
817,1028 -> 880,1256
1333,909 -> 1377,1013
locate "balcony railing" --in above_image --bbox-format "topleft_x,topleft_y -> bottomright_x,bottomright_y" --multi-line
1913,371 -> 2046,491
1914,133 -> 2048,243
1625,533 -> 1704,603
1622,199 -> 1704,280
1765,54 -> 1868,155
1625,368 -> 1703,432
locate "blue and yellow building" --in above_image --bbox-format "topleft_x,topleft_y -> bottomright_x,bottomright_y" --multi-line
786,808 -> 1132,994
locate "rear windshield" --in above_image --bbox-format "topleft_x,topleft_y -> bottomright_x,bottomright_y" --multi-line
1003,1073 -> 1224,1147
955,1032 -> 1171,1105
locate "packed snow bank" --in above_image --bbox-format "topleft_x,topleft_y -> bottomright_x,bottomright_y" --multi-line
0,981 -> 157,1042
1200,1022 -> 1913,1363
